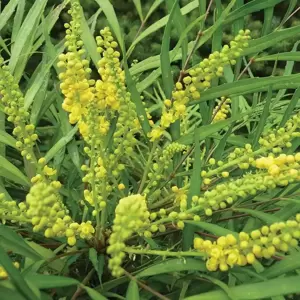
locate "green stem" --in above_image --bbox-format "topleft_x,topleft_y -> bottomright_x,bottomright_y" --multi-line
124,247 -> 205,258
138,141 -> 158,194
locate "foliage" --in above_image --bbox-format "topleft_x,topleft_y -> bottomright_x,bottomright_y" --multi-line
0,0 -> 300,299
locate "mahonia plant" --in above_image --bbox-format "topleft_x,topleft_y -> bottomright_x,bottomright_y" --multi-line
1,0 -> 300,284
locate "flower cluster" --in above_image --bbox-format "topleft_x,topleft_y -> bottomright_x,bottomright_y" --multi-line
148,30 -> 251,141
194,214 -> 300,271
107,195 -> 150,277
58,0 -> 93,125
201,113 -> 300,182
0,194 -> 28,224
145,143 -> 187,195
0,57 -> 38,161
212,97 -> 231,123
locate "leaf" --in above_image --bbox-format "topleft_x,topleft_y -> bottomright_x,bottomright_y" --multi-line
184,275 -> 300,300
24,57 -> 55,110
25,274 -> 78,289
0,155 -> 30,186
0,131 -> 17,148
80,8 -> 101,67
243,25 -> 300,56
0,245 -> 38,300
261,252 -> 300,279
0,0 -> 19,32
177,110 -> 251,145
255,52 -> 300,62
233,208 -> 281,225
94,0 -> 124,54
89,248 -> 103,282
44,124 -> 79,163
224,0 -> 284,25
136,258 -> 206,278
191,74 -> 300,104
84,286 -> 108,300
9,0 -> 47,75
126,281 -> 140,300
280,87 -> 300,127
183,133 -> 201,250
0,225 -> 41,261
133,0 -> 143,21
11,0 -> 25,44
160,0 -> 178,98
252,86 -> 272,148
185,221 -> 238,238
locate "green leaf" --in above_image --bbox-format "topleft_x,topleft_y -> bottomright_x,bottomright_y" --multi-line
136,258 -> 206,278
252,86 -> 272,148
89,248 -> 103,282
183,133 -> 201,250
11,0 -> 25,44
255,52 -> 300,62
160,0 -> 178,98
0,155 -> 30,186
94,0 -> 124,53
280,87 -> 300,127
177,111 -> 251,145
185,221 -> 238,238
126,281 -> 140,300
80,8 -> 101,67
0,225 -> 41,261
224,0 -> 284,25
261,252 -> 300,279
9,0 -> 47,76
233,208 -> 281,225
25,274 -> 78,289
184,275 -> 300,300
0,245 -> 38,300
0,0 -> 19,32
0,131 -> 17,148
133,0 -> 143,21
84,286 -> 108,300
191,74 -> 300,104
243,25 -> 300,56
44,124 -> 79,163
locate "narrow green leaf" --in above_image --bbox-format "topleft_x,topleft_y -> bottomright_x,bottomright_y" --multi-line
0,245 -> 38,300
0,225 -> 41,261
0,131 -> 17,148
80,8 -> 101,67
0,155 -> 30,186
94,0 -> 124,54
183,133 -> 201,250
161,0 -> 178,98
191,74 -> 300,104
126,281 -> 140,300
25,274 -> 78,289
9,0 -> 47,75
243,25 -> 300,56
136,258 -> 206,278
233,208 -> 281,225
252,86 -> 272,148
224,0 -> 284,25
11,0 -> 25,44
84,286 -> 108,300
184,275 -> 300,300
0,0 -> 19,32
280,87 -> 300,127
44,124 -> 78,163
261,252 -> 300,279
133,0 -> 143,21
255,52 -> 300,62
185,221 -> 238,237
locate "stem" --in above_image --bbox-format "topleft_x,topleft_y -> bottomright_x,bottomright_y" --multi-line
71,269 -> 95,300
138,141 -> 158,193
124,247 -> 205,258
